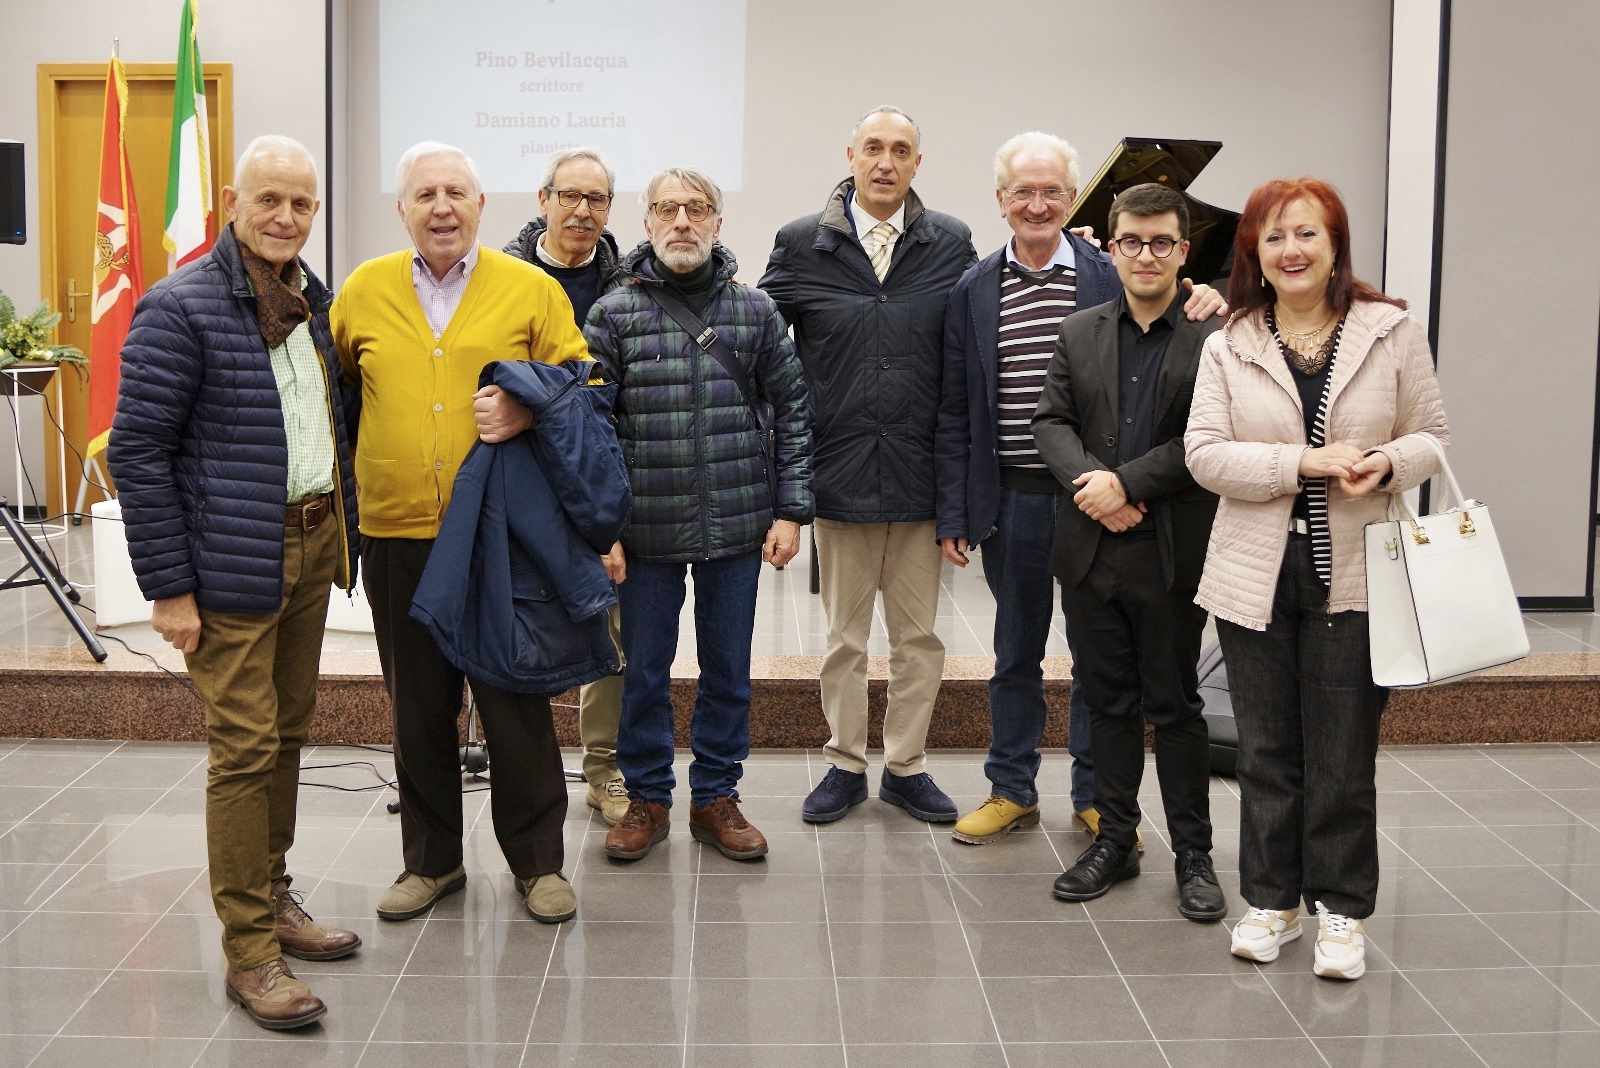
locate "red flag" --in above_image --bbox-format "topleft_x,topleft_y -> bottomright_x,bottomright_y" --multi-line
89,55 -> 144,458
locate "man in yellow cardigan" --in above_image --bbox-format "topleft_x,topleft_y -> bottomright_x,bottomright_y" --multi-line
332,141 -> 589,924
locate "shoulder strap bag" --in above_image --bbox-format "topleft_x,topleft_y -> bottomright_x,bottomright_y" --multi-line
641,284 -> 778,507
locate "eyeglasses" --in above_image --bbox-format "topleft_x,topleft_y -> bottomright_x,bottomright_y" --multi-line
1004,186 -> 1073,206
1111,235 -> 1181,259
649,198 -> 715,222
552,189 -> 613,212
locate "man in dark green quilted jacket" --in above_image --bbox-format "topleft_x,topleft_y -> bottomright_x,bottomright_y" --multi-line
583,167 -> 814,865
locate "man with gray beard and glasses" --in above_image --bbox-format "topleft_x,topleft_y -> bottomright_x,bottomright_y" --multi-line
584,168 -> 815,865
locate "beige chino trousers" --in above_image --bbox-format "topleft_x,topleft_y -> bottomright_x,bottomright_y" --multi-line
576,605 -> 624,785
815,518 -> 945,775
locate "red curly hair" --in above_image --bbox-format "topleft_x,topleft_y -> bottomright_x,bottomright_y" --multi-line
1226,177 -> 1406,317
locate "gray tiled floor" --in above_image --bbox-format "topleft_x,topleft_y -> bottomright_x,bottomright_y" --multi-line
3,741 -> 1600,1065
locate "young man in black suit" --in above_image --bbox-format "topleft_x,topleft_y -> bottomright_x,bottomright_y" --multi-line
1032,182 -> 1226,921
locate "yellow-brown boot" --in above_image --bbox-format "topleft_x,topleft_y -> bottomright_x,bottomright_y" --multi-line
952,796 -> 1040,845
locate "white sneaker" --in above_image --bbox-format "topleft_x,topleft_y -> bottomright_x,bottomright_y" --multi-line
1230,906 -> 1302,963
1312,900 -> 1366,980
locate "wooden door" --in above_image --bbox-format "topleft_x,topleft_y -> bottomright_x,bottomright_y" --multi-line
35,63 -> 232,515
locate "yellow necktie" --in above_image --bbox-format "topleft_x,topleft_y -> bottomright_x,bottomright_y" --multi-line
867,221 -> 896,282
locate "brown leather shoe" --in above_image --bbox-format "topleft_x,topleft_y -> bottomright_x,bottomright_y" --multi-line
604,799 -> 670,861
225,957 -> 326,1031
273,879 -> 361,961
689,796 -> 768,861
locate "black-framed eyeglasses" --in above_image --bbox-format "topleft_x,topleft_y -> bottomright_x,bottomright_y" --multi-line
1111,235 -> 1181,259
649,198 -> 715,223
552,189 -> 613,212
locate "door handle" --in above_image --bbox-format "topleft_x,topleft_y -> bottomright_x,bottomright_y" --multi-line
65,278 -> 91,323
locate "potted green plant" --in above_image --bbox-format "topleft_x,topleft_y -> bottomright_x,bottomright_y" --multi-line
0,291 -> 85,374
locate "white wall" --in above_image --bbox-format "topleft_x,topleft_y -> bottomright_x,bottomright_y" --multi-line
339,0 -> 1395,286
1384,0 -> 1443,328
0,0 -> 330,309
0,0 -> 327,505
1434,1 -> 1600,603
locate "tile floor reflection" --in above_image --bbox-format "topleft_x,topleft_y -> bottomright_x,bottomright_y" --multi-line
0,740 -> 1599,1065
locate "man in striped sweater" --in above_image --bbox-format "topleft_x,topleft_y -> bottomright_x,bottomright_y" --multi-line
935,133 -> 1223,847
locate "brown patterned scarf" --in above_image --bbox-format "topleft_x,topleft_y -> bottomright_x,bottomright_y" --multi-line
237,232 -> 310,348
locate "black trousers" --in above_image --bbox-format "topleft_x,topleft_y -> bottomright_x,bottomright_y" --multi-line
363,537 -> 567,881
1061,534 -> 1212,856
1217,534 -> 1388,918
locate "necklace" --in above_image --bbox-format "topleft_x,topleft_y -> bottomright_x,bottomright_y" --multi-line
1274,306 -> 1335,348
1267,308 -> 1344,375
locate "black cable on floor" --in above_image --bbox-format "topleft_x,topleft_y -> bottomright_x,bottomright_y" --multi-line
81,607 -> 206,703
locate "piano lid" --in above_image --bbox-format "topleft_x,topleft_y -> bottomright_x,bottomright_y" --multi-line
1064,137 -> 1239,284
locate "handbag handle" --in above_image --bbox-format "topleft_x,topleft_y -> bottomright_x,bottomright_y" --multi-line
1414,435 -> 1467,508
1384,435 -> 1471,528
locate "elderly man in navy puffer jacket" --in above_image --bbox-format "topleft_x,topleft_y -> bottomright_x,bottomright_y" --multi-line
108,136 -> 360,1032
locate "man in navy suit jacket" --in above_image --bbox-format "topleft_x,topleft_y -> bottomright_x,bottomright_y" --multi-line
933,132 -> 1222,847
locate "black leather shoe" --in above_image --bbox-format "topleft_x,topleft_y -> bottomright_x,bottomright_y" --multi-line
1052,838 -> 1139,901
1174,850 -> 1226,922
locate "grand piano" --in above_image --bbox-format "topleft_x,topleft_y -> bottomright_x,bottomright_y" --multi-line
1065,136 -> 1240,286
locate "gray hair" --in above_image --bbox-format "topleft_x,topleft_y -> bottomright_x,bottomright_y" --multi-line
641,167 -> 724,216
235,134 -> 319,192
851,104 -> 922,147
394,141 -> 483,199
994,131 -> 1080,193
541,147 -> 615,196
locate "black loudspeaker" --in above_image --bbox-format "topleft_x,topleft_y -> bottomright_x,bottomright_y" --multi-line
0,141 -> 24,245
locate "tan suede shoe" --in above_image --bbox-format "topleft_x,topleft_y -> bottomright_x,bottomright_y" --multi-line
225,958 -> 326,1031
517,872 -> 577,923
375,867 -> 466,921
272,879 -> 361,961
587,775 -> 631,825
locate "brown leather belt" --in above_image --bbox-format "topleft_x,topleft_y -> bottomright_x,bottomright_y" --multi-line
286,493 -> 334,530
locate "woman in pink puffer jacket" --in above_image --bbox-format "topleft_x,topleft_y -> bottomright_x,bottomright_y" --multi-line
1184,177 -> 1449,982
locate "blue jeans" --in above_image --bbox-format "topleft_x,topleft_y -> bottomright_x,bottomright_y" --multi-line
980,486 -> 1094,809
617,549 -> 762,808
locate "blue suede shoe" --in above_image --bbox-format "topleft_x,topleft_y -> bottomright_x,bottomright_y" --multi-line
802,766 -> 868,824
879,770 -> 958,823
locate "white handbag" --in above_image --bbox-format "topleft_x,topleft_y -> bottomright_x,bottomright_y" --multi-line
1364,439 -> 1528,687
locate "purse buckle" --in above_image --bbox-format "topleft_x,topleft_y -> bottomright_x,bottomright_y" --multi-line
1384,538 -> 1399,561
1409,523 -> 1431,546
1459,510 -> 1477,538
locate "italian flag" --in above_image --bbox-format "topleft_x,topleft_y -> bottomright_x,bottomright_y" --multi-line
163,0 -> 214,270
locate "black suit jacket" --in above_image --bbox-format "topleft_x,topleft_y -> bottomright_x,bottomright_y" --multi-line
1032,296 -> 1221,593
